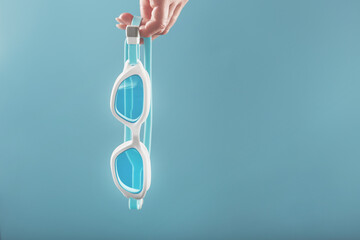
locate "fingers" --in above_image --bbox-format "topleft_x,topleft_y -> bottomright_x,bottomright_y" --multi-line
156,3 -> 175,35
152,35 -> 160,40
167,3 -> 177,22
116,0 -> 188,40
160,3 -> 184,35
139,1 -> 170,37
115,12 -> 133,29
119,12 -> 133,25
140,0 -> 152,22
116,23 -> 126,30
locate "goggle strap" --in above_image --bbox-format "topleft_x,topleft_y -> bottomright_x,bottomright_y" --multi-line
142,37 -> 152,153
131,16 -> 142,26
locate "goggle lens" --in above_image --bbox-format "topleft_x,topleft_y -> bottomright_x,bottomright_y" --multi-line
115,75 -> 144,123
115,148 -> 144,193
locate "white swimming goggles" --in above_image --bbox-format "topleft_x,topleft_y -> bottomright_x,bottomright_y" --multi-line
110,16 -> 152,210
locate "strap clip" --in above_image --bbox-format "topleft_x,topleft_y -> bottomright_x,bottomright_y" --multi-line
126,26 -> 140,45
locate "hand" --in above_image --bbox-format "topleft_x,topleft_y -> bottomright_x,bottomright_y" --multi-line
116,0 -> 188,40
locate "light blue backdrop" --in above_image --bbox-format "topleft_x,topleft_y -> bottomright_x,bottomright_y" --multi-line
1,0 -> 360,239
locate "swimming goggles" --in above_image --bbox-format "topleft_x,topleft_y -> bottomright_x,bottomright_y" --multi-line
110,16 -> 152,210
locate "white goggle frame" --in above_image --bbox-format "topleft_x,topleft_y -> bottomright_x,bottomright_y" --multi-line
110,60 -> 152,202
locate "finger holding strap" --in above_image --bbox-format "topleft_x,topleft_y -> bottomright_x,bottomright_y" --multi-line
153,3 -> 184,40
162,3 -> 184,35
139,1 -> 170,38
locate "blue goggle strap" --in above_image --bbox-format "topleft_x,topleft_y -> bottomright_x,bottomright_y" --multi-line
142,36 -> 152,154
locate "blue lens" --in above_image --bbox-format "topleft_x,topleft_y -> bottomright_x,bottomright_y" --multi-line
115,75 -> 144,123
115,148 -> 143,193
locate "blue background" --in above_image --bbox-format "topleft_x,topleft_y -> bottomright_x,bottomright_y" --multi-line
1,0 -> 360,239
